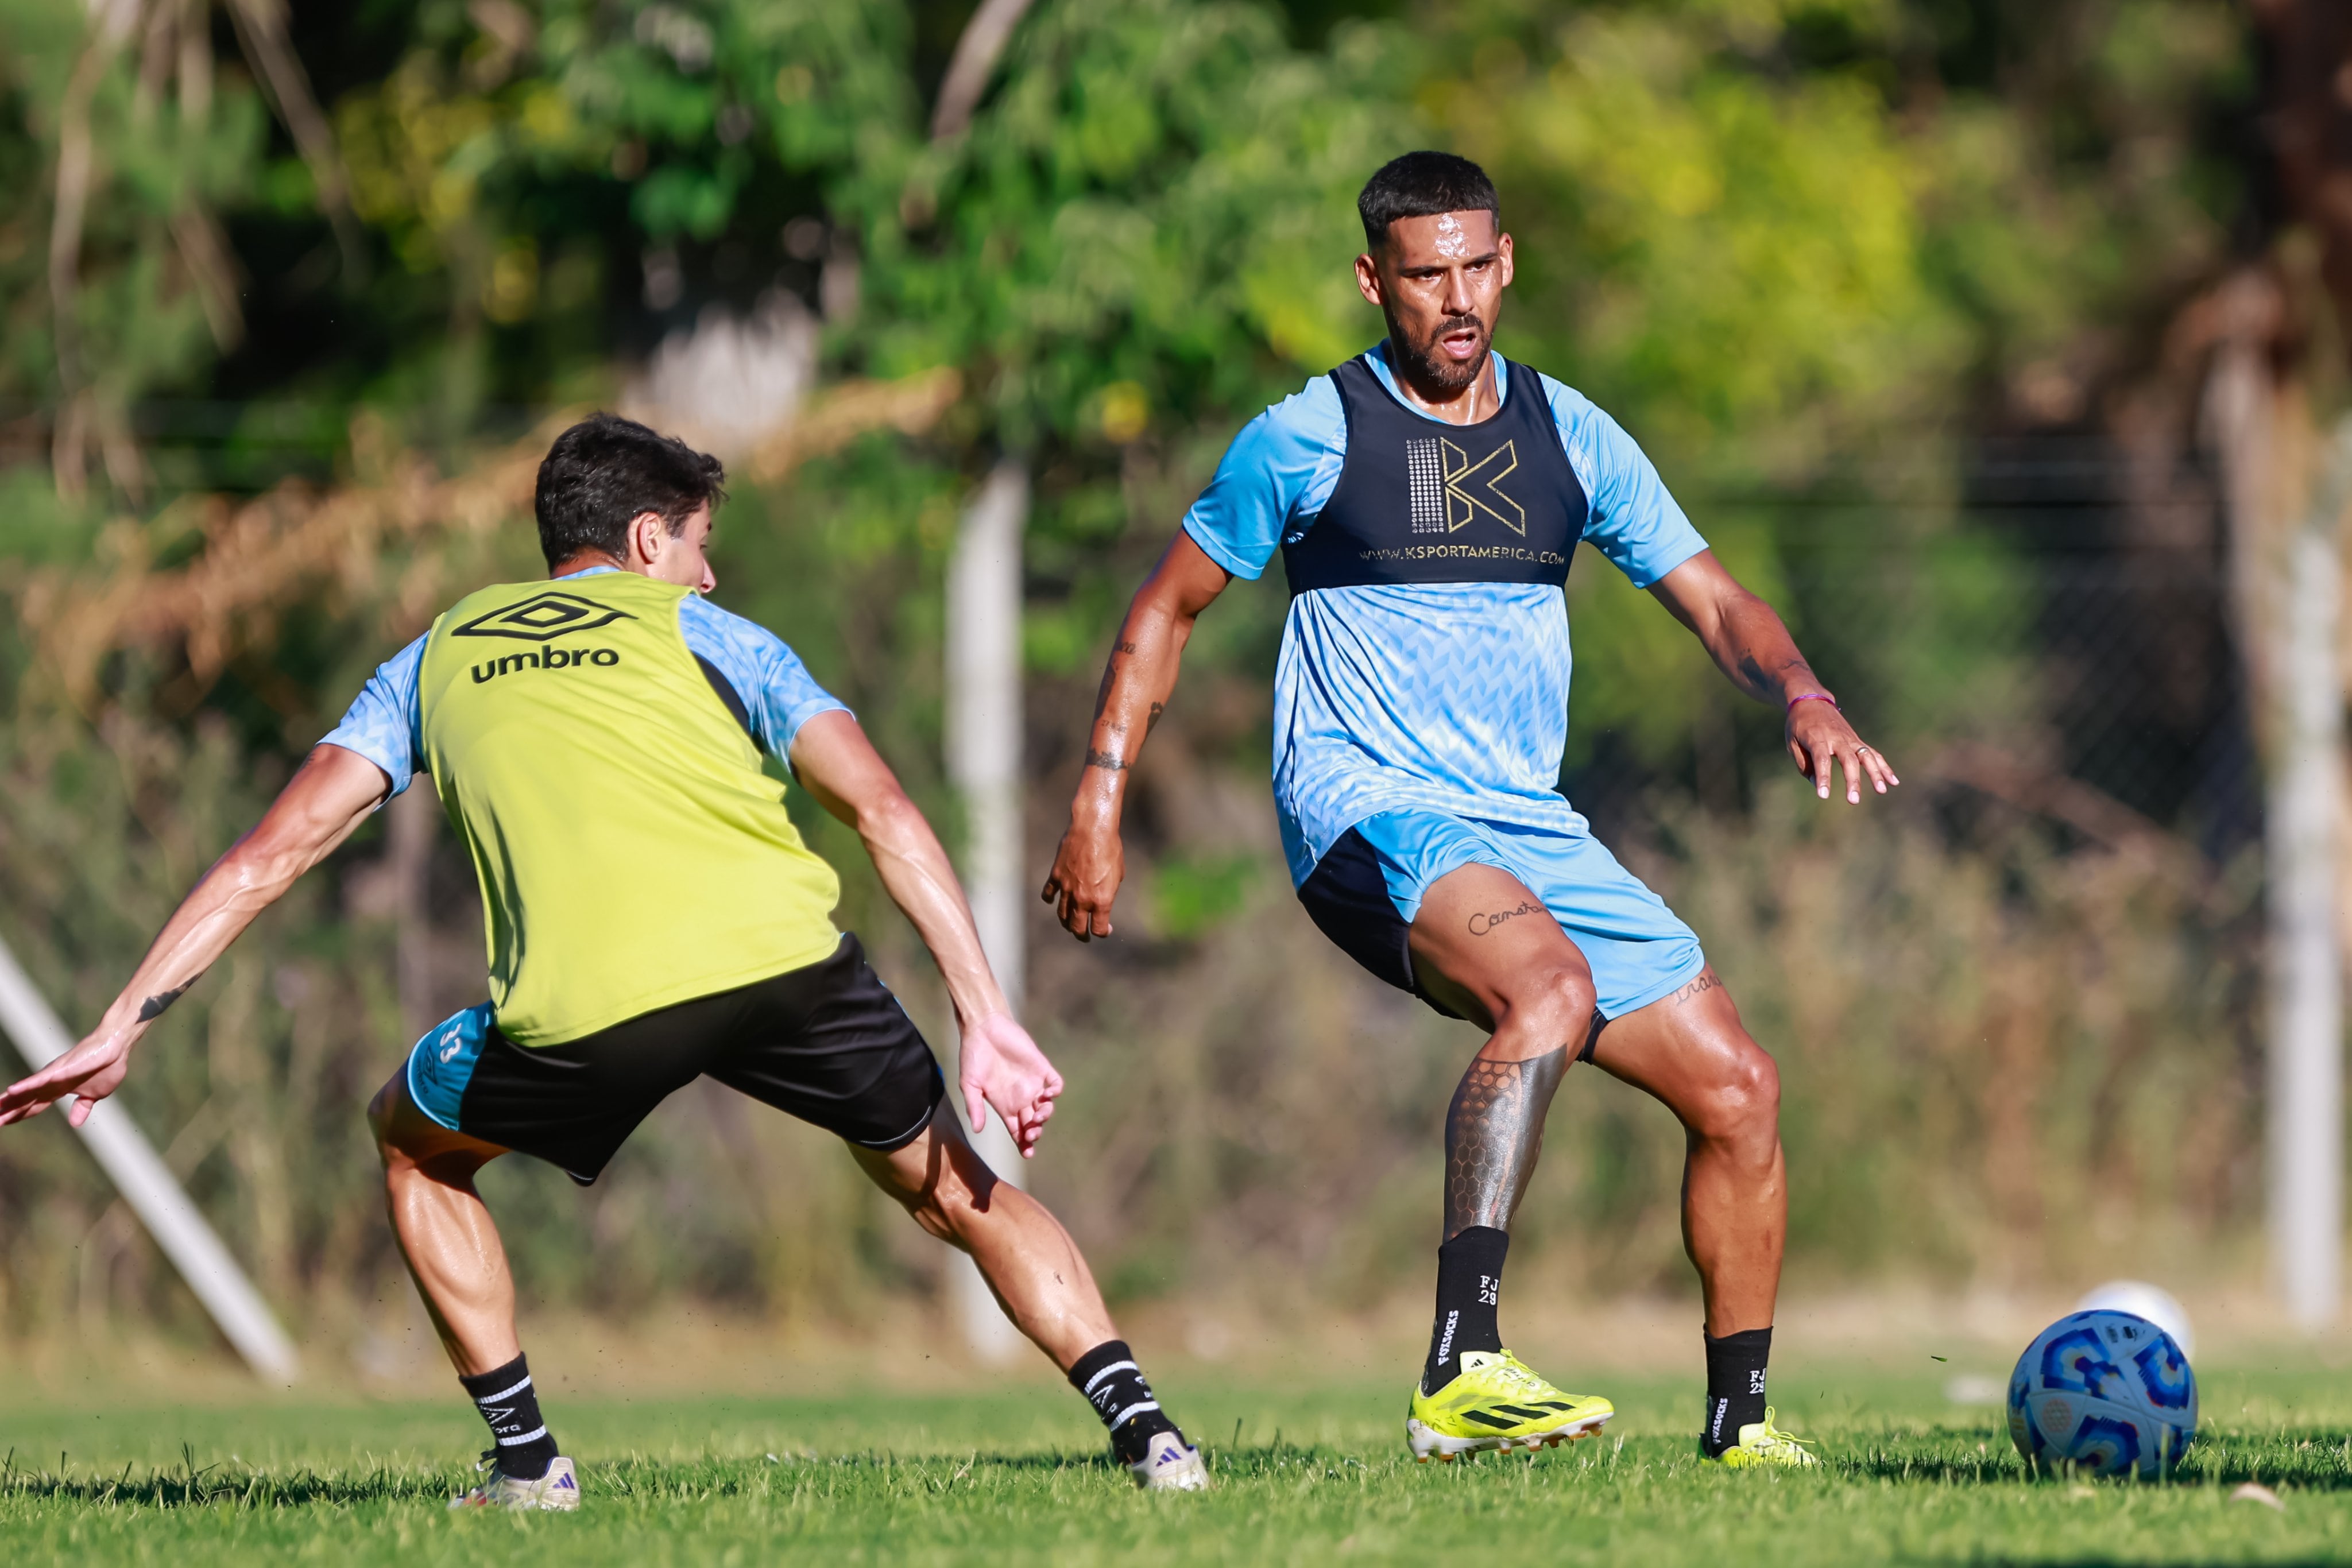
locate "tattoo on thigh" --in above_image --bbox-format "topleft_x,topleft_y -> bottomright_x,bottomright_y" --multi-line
1670,970 -> 1721,1006
1467,900 -> 1541,937
1443,1045 -> 1568,1238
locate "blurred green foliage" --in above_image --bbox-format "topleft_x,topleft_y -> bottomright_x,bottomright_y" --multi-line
0,0 -> 2265,1348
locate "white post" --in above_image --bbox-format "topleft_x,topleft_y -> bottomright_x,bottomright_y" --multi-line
2270,420 -> 2352,1329
0,935 -> 300,1380
943,456 -> 1030,1362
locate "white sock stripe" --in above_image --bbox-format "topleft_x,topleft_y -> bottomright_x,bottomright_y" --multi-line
1082,1360 -> 1140,1396
496,1426 -> 548,1446
477,1375 -> 533,1404
1107,1400 -> 1160,1430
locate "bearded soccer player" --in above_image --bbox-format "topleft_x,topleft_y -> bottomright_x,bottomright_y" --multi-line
1043,153 -> 1898,1468
0,415 -> 1207,1506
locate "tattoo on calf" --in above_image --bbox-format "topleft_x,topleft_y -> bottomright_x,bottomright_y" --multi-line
136,982 -> 192,1022
1443,1046 -> 1569,1238
1084,749 -> 1128,773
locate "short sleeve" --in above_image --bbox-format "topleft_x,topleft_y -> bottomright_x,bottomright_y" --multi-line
1180,374 -> 1348,581
678,595 -> 850,758
1546,377 -> 1708,589
320,635 -> 426,798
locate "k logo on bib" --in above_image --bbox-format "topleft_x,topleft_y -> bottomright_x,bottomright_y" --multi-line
1282,355 -> 1585,593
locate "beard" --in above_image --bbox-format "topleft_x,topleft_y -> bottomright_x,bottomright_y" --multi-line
1391,310 -> 1490,393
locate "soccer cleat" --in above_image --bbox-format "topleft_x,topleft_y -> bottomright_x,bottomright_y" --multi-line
1128,1431 -> 1210,1491
449,1451 -> 582,1511
1407,1349 -> 1614,1461
1702,1407 -> 1820,1469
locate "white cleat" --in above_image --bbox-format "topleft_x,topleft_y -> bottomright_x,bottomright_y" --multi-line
450,1451 -> 581,1511
1129,1433 -> 1210,1491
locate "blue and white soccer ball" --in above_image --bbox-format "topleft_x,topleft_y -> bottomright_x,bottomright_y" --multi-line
2007,1310 -> 2196,1479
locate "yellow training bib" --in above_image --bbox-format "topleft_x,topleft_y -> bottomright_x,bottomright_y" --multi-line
417,574 -> 842,1045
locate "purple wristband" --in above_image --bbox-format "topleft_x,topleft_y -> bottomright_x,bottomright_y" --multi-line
1786,691 -> 1839,713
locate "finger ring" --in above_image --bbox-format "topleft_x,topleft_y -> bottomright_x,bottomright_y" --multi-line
1854,745 -> 1873,755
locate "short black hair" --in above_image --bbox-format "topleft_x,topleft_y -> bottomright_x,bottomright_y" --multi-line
532,413 -> 726,569
1357,151 -> 1500,250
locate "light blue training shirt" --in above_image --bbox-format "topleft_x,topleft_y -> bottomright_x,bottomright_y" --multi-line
323,566 -> 850,792
1182,343 -> 1708,885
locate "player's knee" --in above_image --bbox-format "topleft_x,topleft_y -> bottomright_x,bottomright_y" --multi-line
1498,962 -> 1595,1047
871,1130 -> 1000,1246
1693,1043 -> 1779,1149
365,1077 -> 403,1159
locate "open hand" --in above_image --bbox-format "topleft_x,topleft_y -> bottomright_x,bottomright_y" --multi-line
1786,699 -> 1899,804
958,1012 -> 1064,1158
1040,818 -> 1124,941
0,1030 -> 133,1129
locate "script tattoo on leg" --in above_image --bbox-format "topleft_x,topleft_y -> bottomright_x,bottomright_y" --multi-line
1442,1044 -> 1568,1239
1669,969 -> 1722,1006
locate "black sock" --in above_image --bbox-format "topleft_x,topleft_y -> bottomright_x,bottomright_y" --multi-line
458,1353 -> 559,1480
1069,1340 -> 1184,1465
1422,1226 -> 1510,1395
1701,1326 -> 1771,1455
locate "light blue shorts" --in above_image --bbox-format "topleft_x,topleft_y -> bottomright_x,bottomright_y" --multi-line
1294,810 -> 1707,1020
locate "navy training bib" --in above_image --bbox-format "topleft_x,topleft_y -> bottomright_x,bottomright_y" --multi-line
1279,354 -> 1588,595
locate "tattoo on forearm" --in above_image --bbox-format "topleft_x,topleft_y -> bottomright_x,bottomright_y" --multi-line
136,982 -> 193,1022
1084,749 -> 1128,773
1670,969 -> 1721,1006
1443,1045 -> 1568,1238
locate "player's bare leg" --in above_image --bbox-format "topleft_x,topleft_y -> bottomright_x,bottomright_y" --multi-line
854,1104 -> 1204,1488
1395,863 -> 1614,1457
852,1108 -> 1118,1366
1587,973 -> 1810,1462
1403,862 -> 1806,1465
368,1071 -> 580,1508
368,1074 -> 522,1373
1584,970 -> 1784,1336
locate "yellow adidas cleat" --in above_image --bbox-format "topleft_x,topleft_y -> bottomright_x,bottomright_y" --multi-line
1702,1407 -> 1820,1469
1407,1350 -> 1614,1461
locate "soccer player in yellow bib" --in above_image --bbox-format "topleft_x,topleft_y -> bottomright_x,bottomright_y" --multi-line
0,415 -> 1208,1506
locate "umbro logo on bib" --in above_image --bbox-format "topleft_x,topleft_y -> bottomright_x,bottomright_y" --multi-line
452,592 -> 634,642
1405,436 -> 1524,537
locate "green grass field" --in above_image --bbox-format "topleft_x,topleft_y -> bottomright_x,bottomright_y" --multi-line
4,1364 -> 2350,1565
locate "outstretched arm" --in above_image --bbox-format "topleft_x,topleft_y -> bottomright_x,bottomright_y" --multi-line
0,743 -> 393,1128
1647,550 -> 1899,804
788,711 -> 1061,1157
1040,531 -> 1232,939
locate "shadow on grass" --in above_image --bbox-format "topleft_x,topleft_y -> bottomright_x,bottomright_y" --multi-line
1839,1430 -> 2352,1492
2,1460 -> 451,1509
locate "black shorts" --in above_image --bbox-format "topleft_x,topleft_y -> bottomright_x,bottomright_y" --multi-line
405,934 -> 943,1183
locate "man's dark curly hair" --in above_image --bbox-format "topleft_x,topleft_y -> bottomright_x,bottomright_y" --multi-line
1357,150 -> 1500,250
532,413 -> 726,569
